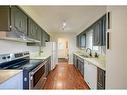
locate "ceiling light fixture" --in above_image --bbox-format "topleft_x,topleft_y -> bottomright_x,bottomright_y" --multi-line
62,20 -> 67,30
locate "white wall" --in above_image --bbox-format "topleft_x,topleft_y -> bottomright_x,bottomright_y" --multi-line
106,6 -> 127,89
51,32 -> 77,64
0,40 -> 39,54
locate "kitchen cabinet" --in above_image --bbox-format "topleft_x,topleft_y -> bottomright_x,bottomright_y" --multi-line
97,67 -> 105,89
76,32 -> 86,48
28,18 -> 39,40
80,32 -> 86,48
44,31 -> 50,42
76,14 -> 106,47
73,54 -> 77,68
102,15 -> 106,46
0,6 -> 27,34
0,71 -> 23,89
84,60 -> 97,89
93,15 -> 106,46
42,31 -> 50,46
0,6 -> 11,31
11,6 -> 27,35
0,6 -> 50,46
74,55 -> 84,77
93,19 -> 102,46
41,30 -> 45,46
76,35 -> 81,48
45,57 -> 51,76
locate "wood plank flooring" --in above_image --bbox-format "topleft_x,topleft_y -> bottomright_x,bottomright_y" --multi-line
44,63 -> 90,89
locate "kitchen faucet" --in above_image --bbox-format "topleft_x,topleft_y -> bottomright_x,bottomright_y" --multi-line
86,48 -> 92,57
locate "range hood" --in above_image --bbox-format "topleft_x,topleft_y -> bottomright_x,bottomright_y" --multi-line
0,31 -> 40,43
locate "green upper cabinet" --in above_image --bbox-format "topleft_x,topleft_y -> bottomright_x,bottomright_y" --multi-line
45,32 -> 50,42
76,14 -> 106,48
76,31 -> 86,48
0,6 -> 10,31
102,15 -> 106,46
36,26 -> 41,41
40,29 -> 50,47
93,19 -> 102,46
80,32 -> 86,48
0,6 -> 50,46
0,6 -> 27,34
76,34 -> 81,48
41,31 -> 50,46
28,18 -> 38,40
11,6 -> 27,35
93,14 -> 106,46
41,30 -> 45,46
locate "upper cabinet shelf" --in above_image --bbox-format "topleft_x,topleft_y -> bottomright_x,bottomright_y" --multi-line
0,6 -> 50,46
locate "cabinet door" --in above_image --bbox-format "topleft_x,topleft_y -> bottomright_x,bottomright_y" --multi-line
36,27 -> 41,41
73,54 -> 76,67
77,59 -> 81,71
11,6 -> 27,35
45,32 -> 50,42
102,15 -> 106,46
93,20 -> 102,46
0,71 -> 23,89
0,6 -> 10,31
76,35 -> 81,48
80,34 -> 86,48
80,62 -> 84,77
28,18 -> 38,39
41,30 -> 46,46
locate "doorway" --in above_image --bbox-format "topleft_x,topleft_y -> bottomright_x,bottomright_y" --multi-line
57,38 -> 69,64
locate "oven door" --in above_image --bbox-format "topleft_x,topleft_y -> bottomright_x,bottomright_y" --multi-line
29,61 -> 47,89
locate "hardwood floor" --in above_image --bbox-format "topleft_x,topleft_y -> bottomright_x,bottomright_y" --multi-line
44,63 -> 90,89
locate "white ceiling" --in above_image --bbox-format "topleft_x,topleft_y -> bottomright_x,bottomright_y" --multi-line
21,6 -> 106,34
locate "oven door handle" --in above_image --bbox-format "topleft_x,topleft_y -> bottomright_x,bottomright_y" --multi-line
30,60 -> 47,76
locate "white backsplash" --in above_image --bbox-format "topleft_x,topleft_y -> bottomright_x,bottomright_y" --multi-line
0,40 -> 39,54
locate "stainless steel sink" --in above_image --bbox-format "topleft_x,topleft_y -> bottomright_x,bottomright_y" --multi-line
80,55 -> 91,58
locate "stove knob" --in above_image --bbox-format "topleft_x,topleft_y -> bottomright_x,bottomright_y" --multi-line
7,56 -> 10,59
24,77 -> 27,82
2,57 -> 6,60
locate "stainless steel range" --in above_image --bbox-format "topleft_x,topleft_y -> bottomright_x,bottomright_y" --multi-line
0,51 -> 47,89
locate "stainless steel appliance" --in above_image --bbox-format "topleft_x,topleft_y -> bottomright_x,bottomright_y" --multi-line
0,51 -> 47,89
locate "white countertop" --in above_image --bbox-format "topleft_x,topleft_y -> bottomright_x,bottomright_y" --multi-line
74,53 -> 106,71
0,70 -> 22,84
